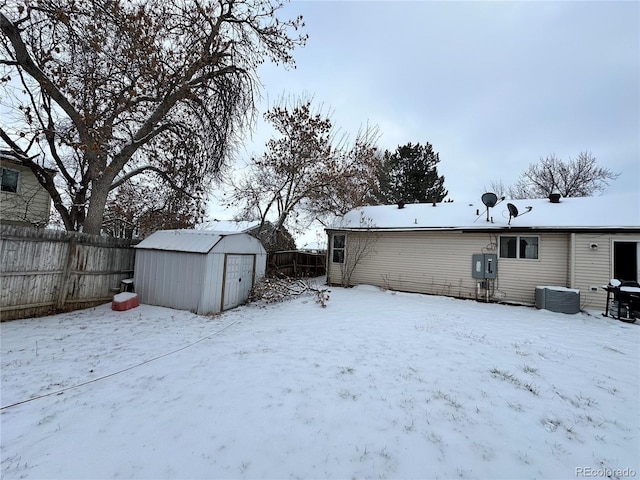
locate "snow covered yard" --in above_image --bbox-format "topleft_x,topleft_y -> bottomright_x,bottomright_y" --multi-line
1,285 -> 638,480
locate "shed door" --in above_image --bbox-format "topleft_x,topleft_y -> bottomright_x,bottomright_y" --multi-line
222,254 -> 255,311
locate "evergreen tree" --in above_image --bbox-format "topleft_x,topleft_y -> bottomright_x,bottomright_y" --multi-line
374,142 -> 448,204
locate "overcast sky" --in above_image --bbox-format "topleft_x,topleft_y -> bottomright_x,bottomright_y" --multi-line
229,0 -> 639,208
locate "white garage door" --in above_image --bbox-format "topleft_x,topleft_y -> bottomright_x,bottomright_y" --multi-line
222,254 -> 255,311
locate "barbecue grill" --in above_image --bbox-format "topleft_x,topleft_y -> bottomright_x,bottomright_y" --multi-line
603,279 -> 640,322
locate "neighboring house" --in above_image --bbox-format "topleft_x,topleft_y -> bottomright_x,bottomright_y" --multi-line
326,192 -> 640,312
0,151 -> 55,228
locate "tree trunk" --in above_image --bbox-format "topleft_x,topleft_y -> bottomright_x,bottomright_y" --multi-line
82,180 -> 111,235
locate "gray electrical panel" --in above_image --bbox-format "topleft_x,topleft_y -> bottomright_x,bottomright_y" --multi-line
472,254 -> 497,279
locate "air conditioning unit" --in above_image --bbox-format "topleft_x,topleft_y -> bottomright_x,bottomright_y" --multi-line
535,286 -> 580,314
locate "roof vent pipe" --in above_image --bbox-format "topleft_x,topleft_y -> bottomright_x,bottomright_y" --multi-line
397,201 -> 405,209
549,192 -> 561,203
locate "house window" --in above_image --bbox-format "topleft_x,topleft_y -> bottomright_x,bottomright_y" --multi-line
332,234 -> 345,263
1,168 -> 19,193
499,235 -> 539,259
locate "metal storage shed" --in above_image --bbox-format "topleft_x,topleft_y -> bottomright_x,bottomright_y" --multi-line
133,230 -> 267,315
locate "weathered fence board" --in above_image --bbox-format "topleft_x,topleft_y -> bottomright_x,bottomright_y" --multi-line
267,250 -> 326,278
0,225 -> 137,321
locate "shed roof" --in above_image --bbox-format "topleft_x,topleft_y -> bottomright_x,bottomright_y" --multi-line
332,192 -> 640,232
135,229 -> 250,253
196,219 -> 260,232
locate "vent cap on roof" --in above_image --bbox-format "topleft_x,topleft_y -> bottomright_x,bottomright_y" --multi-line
549,192 -> 561,203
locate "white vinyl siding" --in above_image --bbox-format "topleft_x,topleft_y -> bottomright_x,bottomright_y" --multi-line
0,162 -> 53,227
572,233 -> 640,311
1,167 -> 19,192
328,230 -> 570,306
346,231 -> 487,299
497,234 -> 568,304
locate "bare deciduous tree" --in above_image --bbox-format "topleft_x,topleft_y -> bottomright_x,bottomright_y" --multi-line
225,97 -> 380,239
103,178 -> 204,238
486,180 -> 507,198
508,152 -> 619,199
1,0 -> 306,234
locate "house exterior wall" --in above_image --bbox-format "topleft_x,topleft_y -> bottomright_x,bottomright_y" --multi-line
1,161 -> 52,227
327,230 -> 571,306
572,232 -> 640,311
495,233 -> 569,305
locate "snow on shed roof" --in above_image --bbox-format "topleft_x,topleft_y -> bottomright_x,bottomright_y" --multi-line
333,192 -> 640,231
135,229 -> 247,253
197,219 -> 260,232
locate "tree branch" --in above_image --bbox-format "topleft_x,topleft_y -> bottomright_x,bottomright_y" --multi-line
110,165 -> 198,199
0,13 -> 85,135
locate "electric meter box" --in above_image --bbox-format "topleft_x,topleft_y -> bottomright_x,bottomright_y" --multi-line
472,254 -> 497,279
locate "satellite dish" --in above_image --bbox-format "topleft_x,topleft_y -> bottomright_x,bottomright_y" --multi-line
479,192 -> 503,222
481,192 -> 498,208
507,203 -> 518,225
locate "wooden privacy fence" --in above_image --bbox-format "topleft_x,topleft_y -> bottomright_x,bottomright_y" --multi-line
267,250 -> 326,278
0,225 -> 137,321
